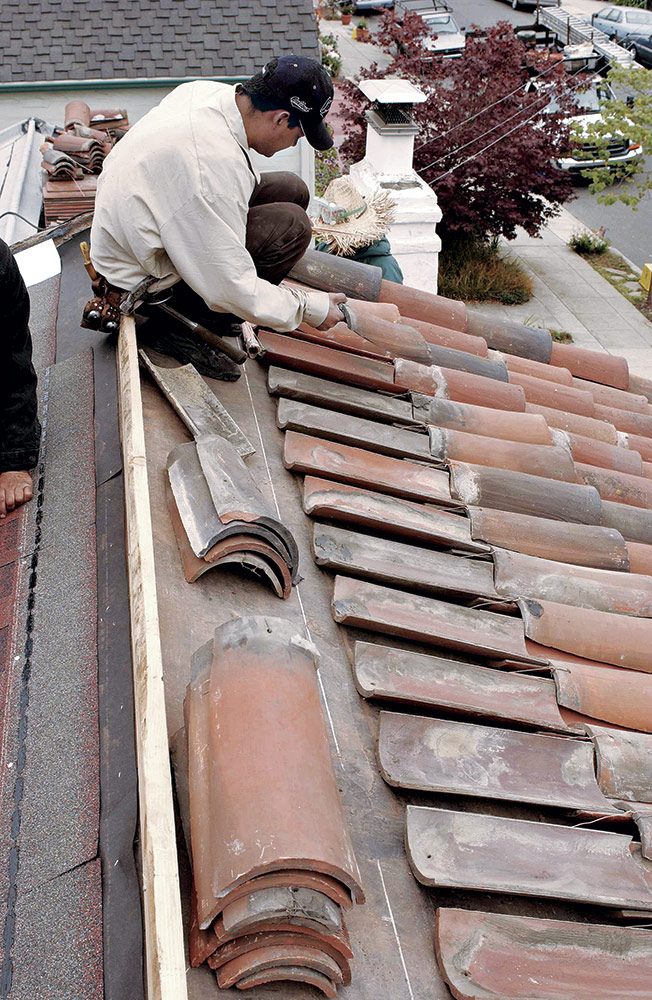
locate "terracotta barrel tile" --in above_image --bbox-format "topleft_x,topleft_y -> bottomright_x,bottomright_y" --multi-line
413,395 -> 552,444
629,372 -> 652,404
601,499 -> 652,544
586,725 -> 652,803
508,371 -> 595,416
221,888 -> 342,937
208,924 -> 354,965
449,462 -> 603,524
343,306 -> 431,364
341,299 -> 400,322
426,345 -> 508,382
549,342 -> 629,390
441,367 -> 526,411
526,402 -> 618,444
406,805 -> 652,909
295,322 -> 390,359
493,548 -> 652,615
277,398 -> 433,463
379,712 -> 615,812
642,462 -> 652,481
218,871 -> 353,914
435,908 -> 652,1000
565,432 -> 643,476
302,478 -> 485,551
187,617 -> 364,930
207,930 -> 351,982
332,576 -> 545,664
469,506 -> 629,569
257,331 -> 399,392
626,541 -> 652,576
494,351 -> 573,385
216,944 -> 343,989
407,316 -> 488,357
628,434 -> 652,463
393,358 -> 445,396
290,248 -> 382,301
520,597 -> 652,671
439,428 -> 578,482
572,376 -> 650,414
594,402 -> 652,438
352,640 -> 576,732
378,278 -> 467,332
312,523 -> 497,599
235,965 -> 338,997
283,432 -> 453,505
189,884 -> 220,967
267,367 -> 415,425
576,463 -> 652,510
465,313 -> 552,363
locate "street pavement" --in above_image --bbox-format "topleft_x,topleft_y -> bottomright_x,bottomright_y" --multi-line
321,2 -> 652,377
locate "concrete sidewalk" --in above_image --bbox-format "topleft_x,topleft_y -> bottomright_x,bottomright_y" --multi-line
468,209 -> 652,381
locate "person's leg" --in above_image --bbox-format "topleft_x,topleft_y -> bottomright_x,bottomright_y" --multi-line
0,239 -> 40,518
246,171 -> 312,285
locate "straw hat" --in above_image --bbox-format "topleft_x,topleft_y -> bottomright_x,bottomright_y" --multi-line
311,176 -> 397,255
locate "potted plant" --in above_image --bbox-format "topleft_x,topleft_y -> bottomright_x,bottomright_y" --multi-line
356,16 -> 370,41
340,2 -> 354,25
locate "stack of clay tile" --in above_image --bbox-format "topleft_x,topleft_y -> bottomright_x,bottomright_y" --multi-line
181,616 -> 364,996
41,100 -> 129,223
166,434 -> 299,596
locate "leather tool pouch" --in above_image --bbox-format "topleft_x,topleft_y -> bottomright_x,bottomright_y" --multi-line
81,273 -> 122,333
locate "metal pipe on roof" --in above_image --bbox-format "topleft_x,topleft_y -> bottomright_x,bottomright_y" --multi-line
0,76 -> 248,94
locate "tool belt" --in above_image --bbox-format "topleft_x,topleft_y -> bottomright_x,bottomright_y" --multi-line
81,239 -> 157,332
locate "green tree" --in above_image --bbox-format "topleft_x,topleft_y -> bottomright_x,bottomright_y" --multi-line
578,66 -> 652,207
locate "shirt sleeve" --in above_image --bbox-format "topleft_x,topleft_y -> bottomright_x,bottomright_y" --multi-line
159,192 -> 329,331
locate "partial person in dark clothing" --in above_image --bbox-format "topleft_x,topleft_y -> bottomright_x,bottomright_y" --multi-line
0,238 -> 40,518
312,176 -> 404,283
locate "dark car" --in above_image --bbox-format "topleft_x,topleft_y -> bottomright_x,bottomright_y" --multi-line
494,0 -> 560,11
590,5 -> 652,43
621,31 -> 652,68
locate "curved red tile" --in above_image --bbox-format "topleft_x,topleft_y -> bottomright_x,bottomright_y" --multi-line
520,598 -> 652,671
565,432 -> 643,476
441,429 -> 578,482
295,322 -> 390,359
234,965 -> 337,997
573,376 -> 650,414
419,396 -> 552,444
217,870 -> 353,915
257,331 -> 398,392
526,402 -> 618,444
216,944 -> 343,989
629,372 -> 652,403
549,342 -> 629,390
441,367 -> 526,411
587,725 -> 652,803
407,316 -> 488,357
576,463 -> 652,510
508,371 -> 595,417
468,507 -> 629,569
594,402 -> 652,438
601,498 -> 652,543
466,313 -> 552,364
498,351 -> 573,385
626,541 -> 652,576
393,358 -> 445,396
343,306 -> 431,364
435,908 -> 652,1000
378,278 -> 467,331
628,434 -> 652,462
207,929 -> 351,982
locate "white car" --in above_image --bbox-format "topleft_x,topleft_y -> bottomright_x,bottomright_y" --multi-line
547,77 -> 643,175
590,5 -> 652,44
395,0 -> 466,57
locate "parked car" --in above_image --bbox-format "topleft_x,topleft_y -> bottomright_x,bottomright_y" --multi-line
590,5 -> 652,44
395,0 -> 466,57
544,76 -> 643,175
620,31 -> 652,68
352,0 -> 394,10
494,0 -> 559,10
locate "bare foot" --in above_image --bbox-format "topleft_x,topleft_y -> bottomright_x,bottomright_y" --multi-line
0,470 -> 34,518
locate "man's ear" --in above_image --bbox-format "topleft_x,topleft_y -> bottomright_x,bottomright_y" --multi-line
276,110 -> 290,127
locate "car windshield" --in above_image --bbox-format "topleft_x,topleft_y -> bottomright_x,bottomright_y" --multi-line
625,9 -> 652,22
426,15 -> 457,31
546,83 -> 611,114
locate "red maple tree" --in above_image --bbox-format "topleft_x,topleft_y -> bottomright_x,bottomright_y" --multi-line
339,19 -> 579,242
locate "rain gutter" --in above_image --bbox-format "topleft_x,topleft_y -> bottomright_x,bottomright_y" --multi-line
0,76 -> 248,93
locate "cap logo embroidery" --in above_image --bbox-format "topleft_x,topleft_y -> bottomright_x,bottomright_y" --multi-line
320,96 -> 333,118
290,96 -> 312,114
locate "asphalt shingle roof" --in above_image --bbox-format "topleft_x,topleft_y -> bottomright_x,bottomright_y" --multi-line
1,0 -> 320,82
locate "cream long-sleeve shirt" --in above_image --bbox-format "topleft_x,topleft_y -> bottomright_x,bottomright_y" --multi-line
90,80 -> 329,331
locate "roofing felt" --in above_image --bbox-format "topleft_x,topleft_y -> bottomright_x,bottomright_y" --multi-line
0,0 -> 320,82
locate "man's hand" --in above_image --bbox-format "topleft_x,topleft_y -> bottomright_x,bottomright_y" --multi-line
317,293 -> 347,330
0,470 -> 33,518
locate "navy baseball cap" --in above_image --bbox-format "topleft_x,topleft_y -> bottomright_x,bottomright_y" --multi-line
262,55 -> 334,151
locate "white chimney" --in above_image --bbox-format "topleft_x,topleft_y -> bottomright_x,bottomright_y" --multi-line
348,78 -> 442,293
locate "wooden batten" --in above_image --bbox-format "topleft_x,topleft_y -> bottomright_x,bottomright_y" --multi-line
117,316 -> 187,1000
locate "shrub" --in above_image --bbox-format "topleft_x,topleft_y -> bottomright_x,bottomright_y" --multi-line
321,34 -> 342,78
438,235 -> 533,304
568,226 -> 611,255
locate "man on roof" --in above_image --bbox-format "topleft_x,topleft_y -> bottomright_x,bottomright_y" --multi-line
90,55 -> 345,379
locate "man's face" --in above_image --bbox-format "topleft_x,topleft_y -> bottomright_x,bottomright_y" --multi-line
255,112 -> 304,157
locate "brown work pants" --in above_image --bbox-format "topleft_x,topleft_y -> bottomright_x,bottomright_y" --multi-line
166,171 -> 311,328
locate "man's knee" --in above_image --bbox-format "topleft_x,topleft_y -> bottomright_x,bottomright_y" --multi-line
251,171 -> 310,211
